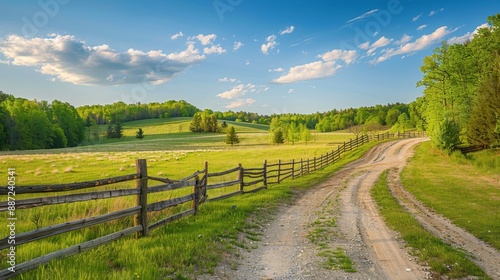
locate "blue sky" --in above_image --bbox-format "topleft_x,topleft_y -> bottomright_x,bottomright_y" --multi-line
0,0 -> 498,114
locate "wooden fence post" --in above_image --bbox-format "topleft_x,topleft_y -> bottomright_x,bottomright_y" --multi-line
291,159 -> 295,179
193,175 -> 200,215
307,158 -> 310,174
277,160 -> 281,184
300,159 -> 303,176
313,157 -> 316,171
135,159 -> 148,237
263,160 -> 267,188
238,163 -> 244,191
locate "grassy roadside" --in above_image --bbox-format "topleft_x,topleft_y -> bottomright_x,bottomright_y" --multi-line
401,142 -> 499,250
371,170 -> 489,279
10,137 -> 381,279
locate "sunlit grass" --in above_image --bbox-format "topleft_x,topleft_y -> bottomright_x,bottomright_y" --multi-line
372,170 -> 488,279
401,142 -> 500,249
0,121 -> 372,279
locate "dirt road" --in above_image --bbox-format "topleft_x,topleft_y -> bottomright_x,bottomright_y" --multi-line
200,138 -> 498,279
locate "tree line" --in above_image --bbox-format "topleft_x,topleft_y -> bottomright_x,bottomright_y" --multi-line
0,93 -> 85,150
416,14 -> 500,151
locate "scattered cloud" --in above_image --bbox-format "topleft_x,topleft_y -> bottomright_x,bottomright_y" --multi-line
429,8 -> 444,17
273,49 -> 356,84
346,9 -> 379,24
394,34 -> 412,45
412,13 -> 422,22
447,23 -> 489,45
203,44 -> 226,54
195,34 -> 217,45
171,32 -> 184,40
0,34 -> 206,86
372,26 -> 452,64
280,26 -> 295,35
261,35 -> 278,54
417,24 -> 427,31
269,67 -> 285,72
218,77 -> 240,83
288,89 -> 294,94
233,41 -> 243,51
226,98 -> 255,109
358,36 -> 393,55
216,83 -> 256,99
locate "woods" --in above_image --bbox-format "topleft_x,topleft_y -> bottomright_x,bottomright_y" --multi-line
417,14 -> 500,150
0,93 -> 85,150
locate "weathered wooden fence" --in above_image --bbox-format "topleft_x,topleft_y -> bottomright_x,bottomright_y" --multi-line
0,131 -> 426,278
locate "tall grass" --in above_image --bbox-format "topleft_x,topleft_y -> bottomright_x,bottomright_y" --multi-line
371,170 -> 488,279
1,129 -> 374,279
401,142 -> 500,249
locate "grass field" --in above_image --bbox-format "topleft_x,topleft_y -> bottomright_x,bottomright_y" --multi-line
0,117 -> 366,279
372,170 -> 488,279
401,142 -> 500,250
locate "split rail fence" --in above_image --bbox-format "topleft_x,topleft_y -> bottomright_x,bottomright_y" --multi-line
0,131 -> 426,278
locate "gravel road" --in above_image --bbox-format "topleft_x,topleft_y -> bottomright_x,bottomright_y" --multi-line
198,138 -> 498,280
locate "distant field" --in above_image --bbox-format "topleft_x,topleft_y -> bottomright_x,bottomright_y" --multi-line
0,117 -> 370,279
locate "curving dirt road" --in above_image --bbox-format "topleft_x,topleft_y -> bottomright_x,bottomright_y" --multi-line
199,138 -> 498,280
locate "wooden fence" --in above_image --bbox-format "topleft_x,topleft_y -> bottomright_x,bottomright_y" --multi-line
0,131 -> 426,278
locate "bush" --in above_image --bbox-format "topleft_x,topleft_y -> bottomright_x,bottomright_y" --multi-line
432,118 -> 461,153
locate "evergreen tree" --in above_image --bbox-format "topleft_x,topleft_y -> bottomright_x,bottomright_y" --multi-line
225,126 -> 239,146
136,128 -> 145,139
189,112 -> 202,132
467,52 -> 500,147
114,122 -> 123,139
106,124 -> 115,139
272,129 -> 285,144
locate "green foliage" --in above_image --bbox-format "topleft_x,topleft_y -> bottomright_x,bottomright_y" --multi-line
106,123 -> 124,139
417,14 -> 500,150
190,111 -> 219,133
225,126 -> 239,146
135,128 -> 145,139
432,118 -> 461,152
467,52 -> 500,147
372,170 -> 488,278
272,129 -> 285,144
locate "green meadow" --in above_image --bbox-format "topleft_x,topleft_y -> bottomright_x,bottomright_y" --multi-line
0,117 -> 362,279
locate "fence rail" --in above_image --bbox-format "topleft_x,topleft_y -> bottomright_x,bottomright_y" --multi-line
0,131 -> 427,278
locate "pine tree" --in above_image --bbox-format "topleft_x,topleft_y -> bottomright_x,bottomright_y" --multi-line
189,113 -> 202,132
225,126 -> 239,146
467,53 -> 500,147
272,129 -> 285,144
136,128 -> 144,139
106,124 -> 115,139
114,122 -> 123,139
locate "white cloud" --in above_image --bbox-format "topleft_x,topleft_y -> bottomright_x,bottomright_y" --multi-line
288,89 -> 294,94
447,23 -> 489,45
233,41 -> 243,51
417,25 -> 427,31
216,83 -> 256,99
280,26 -> 295,35
0,34 -> 206,85
218,77 -> 240,83
226,98 -> 255,109
261,35 -> 278,54
358,42 -> 370,50
203,44 -> 226,54
269,67 -> 284,72
429,8 -> 444,17
273,49 -> 357,84
373,26 -> 452,64
358,36 -> 392,55
195,34 -> 217,45
320,49 -> 357,64
412,14 -> 422,22
394,34 -> 412,45
346,9 -> 379,24
171,32 -> 184,40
